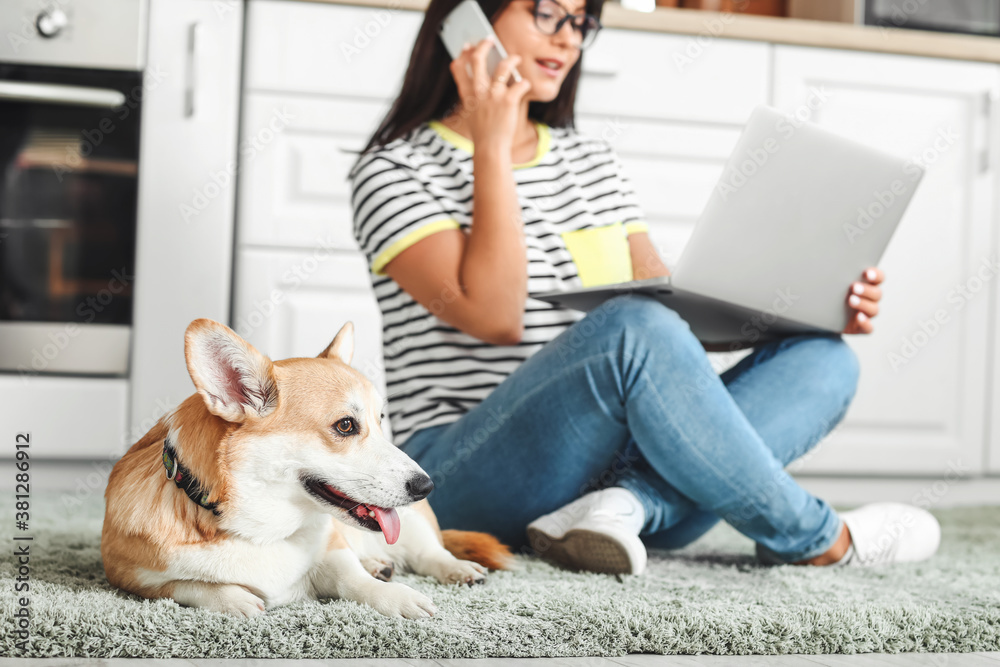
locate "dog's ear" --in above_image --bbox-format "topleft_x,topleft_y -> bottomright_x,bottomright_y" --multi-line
318,321 -> 354,366
184,319 -> 278,423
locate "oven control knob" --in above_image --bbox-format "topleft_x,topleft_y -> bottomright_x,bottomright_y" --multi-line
36,8 -> 68,38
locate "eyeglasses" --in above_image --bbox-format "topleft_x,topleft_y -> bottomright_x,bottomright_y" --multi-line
531,0 -> 602,50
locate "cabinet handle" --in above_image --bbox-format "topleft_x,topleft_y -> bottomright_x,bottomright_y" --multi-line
184,22 -> 202,118
981,90 -> 998,175
581,56 -> 620,78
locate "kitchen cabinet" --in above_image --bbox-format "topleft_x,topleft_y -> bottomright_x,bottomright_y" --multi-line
236,0 -> 999,477
233,91 -> 393,422
1,375 -> 128,459
236,2 -> 397,437
129,0 -> 244,441
236,93 -> 390,250
772,45 -> 999,476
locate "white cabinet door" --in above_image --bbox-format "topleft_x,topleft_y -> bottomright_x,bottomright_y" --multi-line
232,248 -> 390,436
237,94 -> 391,251
129,0 -> 243,443
773,46 -> 999,476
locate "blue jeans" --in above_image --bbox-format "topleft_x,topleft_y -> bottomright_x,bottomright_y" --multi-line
400,293 -> 859,562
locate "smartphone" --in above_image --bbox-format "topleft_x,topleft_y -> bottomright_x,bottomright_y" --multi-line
439,0 -> 522,83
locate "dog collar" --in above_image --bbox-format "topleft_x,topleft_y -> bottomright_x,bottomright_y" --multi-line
162,438 -> 221,516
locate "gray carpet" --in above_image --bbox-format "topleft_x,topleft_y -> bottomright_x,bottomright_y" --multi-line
2,490 -> 998,658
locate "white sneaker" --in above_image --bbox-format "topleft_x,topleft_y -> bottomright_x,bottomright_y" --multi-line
526,486 -> 647,575
756,502 -> 941,567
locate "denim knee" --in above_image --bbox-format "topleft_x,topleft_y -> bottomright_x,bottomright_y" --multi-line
795,334 -> 861,418
578,294 -> 704,375
602,293 -> 693,339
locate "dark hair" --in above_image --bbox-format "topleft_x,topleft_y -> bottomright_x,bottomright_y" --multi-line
348,0 -> 605,166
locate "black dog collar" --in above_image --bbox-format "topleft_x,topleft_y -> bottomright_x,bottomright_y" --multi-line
162,437 -> 221,516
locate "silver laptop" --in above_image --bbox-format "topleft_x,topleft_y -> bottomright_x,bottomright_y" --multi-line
533,105 -> 926,345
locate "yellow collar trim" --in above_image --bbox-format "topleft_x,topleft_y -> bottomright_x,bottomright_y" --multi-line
429,119 -> 551,170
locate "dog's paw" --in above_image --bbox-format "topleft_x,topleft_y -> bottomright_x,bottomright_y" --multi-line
366,581 -> 437,619
204,584 -> 267,618
360,557 -> 395,582
430,558 -> 488,587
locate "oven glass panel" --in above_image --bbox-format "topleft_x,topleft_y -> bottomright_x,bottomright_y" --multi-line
0,65 -> 141,326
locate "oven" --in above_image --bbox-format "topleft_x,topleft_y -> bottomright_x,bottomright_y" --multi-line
0,0 -> 147,376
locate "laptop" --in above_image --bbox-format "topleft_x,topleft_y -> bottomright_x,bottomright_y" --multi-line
533,105 -> 926,345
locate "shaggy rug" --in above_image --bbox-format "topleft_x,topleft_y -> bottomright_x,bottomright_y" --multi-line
1,490 -> 998,658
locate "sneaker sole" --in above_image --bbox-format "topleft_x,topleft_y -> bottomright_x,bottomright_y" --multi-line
526,525 -> 637,574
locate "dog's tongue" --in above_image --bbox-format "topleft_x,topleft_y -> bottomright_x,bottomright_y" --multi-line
371,506 -> 400,544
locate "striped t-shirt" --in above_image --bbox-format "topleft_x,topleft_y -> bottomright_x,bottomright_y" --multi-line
348,119 -> 648,447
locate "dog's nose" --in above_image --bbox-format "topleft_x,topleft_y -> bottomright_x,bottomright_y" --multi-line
406,474 -> 434,500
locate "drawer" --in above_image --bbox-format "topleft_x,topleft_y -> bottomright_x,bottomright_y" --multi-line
577,29 -> 770,124
244,0 -> 422,97
0,374 -> 128,459
237,93 -> 392,250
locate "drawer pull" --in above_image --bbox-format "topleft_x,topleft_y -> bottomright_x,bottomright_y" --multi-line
581,57 -> 620,77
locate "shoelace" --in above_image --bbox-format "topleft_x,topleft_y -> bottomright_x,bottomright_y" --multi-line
590,506 -> 638,519
850,519 -> 904,566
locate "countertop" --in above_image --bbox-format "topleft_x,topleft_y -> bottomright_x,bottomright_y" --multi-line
296,0 -> 1000,64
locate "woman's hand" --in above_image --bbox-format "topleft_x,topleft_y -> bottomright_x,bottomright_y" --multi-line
842,267 -> 884,335
448,37 -> 532,152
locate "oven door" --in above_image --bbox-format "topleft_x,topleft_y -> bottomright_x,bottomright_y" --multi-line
0,64 -> 141,375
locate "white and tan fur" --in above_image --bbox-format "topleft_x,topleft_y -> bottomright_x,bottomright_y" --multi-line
101,318 -> 512,618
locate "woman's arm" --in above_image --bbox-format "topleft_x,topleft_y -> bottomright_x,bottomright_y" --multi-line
381,40 -> 531,346
628,232 -> 670,280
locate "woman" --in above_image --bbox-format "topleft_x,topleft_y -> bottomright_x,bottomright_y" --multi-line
347,0 -> 940,575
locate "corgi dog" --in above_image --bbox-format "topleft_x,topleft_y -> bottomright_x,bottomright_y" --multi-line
101,318 -> 512,618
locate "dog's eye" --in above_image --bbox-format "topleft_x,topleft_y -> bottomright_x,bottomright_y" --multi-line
333,417 -> 356,435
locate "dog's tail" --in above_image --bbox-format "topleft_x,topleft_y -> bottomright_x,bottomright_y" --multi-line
441,530 -> 515,570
